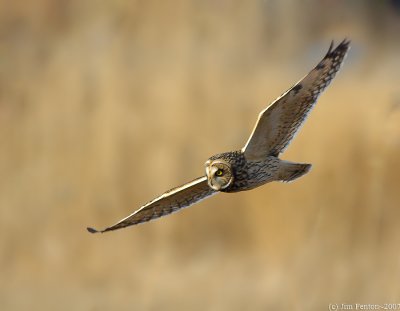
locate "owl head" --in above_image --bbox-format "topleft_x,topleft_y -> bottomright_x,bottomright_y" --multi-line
205,159 -> 234,191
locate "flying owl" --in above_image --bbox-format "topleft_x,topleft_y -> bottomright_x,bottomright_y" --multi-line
88,39 -> 350,234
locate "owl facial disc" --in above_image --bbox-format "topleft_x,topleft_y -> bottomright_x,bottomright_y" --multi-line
205,159 -> 234,191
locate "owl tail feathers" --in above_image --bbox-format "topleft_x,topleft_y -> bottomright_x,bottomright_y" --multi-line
277,160 -> 312,182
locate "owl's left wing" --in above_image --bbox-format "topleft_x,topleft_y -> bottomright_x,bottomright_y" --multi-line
242,40 -> 350,160
87,176 -> 216,233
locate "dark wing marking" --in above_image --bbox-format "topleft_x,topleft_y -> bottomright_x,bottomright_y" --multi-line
242,39 -> 350,160
87,176 -> 216,233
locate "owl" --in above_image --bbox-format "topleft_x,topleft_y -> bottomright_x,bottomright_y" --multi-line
88,40 -> 350,233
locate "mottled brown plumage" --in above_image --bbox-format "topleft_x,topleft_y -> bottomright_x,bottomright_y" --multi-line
243,40 -> 350,159
88,40 -> 350,233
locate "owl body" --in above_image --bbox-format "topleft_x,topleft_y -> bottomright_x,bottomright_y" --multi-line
207,151 -> 280,193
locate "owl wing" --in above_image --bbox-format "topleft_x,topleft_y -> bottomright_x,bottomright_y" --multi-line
87,176 -> 216,233
242,40 -> 350,160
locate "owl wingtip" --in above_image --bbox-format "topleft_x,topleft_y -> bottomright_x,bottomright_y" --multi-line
87,227 -> 100,234
339,38 -> 351,49
328,40 -> 334,53
325,38 -> 351,57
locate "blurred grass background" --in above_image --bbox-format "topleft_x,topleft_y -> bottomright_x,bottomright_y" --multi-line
1,0 -> 400,310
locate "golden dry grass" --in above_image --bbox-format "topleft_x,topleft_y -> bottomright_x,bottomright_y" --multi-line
1,1 -> 400,310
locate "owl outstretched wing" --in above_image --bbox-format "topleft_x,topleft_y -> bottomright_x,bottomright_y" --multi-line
242,40 -> 350,160
87,176 -> 216,233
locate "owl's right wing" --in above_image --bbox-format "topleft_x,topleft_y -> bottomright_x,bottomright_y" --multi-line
242,40 -> 350,160
87,176 -> 216,233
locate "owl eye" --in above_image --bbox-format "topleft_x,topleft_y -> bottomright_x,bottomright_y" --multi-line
215,169 -> 224,177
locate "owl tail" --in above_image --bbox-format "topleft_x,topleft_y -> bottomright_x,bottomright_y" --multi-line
277,160 -> 312,182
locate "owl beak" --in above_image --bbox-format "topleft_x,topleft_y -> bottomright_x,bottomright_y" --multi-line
209,179 -> 221,191
213,183 -> 222,191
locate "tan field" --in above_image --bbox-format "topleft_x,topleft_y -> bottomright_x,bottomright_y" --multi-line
1,1 -> 400,310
